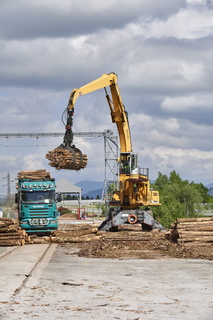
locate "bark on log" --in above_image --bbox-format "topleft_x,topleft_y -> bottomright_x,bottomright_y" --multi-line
58,235 -> 101,243
177,221 -> 213,227
170,217 -> 213,244
175,226 -> 213,232
178,231 -> 213,236
55,228 -> 98,238
177,217 -> 213,223
17,169 -> 51,180
0,240 -> 24,246
178,236 -> 213,243
0,226 -> 21,233
183,241 -> 213,247
0,235 -> 25,241
0,218 -> 26,246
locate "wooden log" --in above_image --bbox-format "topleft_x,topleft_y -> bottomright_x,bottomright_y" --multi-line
178,231 -> 213,236
0,235 -> 25,241
50,236 -> 57,242
0,218 -> 19,226
17,169 -> 51,180
0,239 -> 24,246
178,235 -> 213,242
177,217 -> 213,223
58,235 -> 101,243
0,224 -> 21,232
32,238 -> 49,244
102,237 -> 151,241
46,148 -> 88,171
176,226 -> 213,232
55,228 -> 98,238
176,222 -> 213,229
183,241 -> 213,247
0,222 -> 20,228
0,232 -> 25,240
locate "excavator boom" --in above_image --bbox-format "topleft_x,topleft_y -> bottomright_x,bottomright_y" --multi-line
68,73 -> 132,153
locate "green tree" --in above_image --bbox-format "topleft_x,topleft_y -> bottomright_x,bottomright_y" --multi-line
152,171 -> 210,228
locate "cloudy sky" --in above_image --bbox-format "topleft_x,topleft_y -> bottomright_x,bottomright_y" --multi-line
0,0 -> 213,195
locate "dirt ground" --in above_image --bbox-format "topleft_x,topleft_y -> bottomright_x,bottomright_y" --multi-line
55,222 -> 213,260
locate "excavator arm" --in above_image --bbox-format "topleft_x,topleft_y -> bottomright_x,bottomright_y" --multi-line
68,73 -> 132,153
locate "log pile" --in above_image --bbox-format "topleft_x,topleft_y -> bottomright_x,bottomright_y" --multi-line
0,218 -> 29,246
171,217 -> 213,246
102,229 -> 165,242
17,169 -> 51,180
55,227 -> 100,243
46,148 -> 87,171
55,224 -> 166,243
27,234 -> 57,244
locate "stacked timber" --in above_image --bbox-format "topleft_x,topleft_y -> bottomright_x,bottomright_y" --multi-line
102,229 -> 166,242
46,148 -> 88,171
17,169 -> 51,180
171,217 -> 213,245
55,227 -> 100,243
0,218 -> 29,246
27,234 -> 57,244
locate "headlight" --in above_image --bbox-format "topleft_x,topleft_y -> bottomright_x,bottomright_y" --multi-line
50,220 -> 58,224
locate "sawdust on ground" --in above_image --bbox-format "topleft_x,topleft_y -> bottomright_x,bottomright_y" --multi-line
56,223 -> 213,260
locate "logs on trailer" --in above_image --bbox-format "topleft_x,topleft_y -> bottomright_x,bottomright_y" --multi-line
170,217 -> 213,245
17,169 -> 52,180
46,148 -> 88,170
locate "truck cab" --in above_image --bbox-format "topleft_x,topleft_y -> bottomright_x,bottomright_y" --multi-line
16,178 -> 59,234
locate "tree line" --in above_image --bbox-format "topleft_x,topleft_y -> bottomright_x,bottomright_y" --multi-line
151,170 -> 213,229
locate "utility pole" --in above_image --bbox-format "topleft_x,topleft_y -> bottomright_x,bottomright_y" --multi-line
2,172 -> 13,197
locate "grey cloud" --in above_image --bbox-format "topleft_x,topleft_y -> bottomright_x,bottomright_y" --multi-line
0,0 -> 213,191
0,0 -> 185,40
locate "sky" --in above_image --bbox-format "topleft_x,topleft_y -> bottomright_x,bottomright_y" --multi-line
0,0 -> 213,195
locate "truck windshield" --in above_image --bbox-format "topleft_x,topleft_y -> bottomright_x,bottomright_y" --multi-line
21,191 -> 55,204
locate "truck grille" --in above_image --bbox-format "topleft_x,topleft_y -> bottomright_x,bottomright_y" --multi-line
28,208 -> 49,218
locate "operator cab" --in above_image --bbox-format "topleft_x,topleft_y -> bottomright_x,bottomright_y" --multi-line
119,152 -> 139,175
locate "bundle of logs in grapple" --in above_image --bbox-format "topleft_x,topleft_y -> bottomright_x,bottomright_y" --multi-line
0,218 -> 29,246
46,148 -> 88,170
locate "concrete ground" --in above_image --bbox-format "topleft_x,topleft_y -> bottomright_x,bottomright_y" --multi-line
0,244 -> 212,320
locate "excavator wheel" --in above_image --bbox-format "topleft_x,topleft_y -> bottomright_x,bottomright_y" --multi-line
141,223 -> 153,231
110,225 -> 119,232
108,208 -> 119,232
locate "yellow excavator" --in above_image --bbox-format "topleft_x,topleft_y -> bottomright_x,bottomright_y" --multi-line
46,72 -> 163,231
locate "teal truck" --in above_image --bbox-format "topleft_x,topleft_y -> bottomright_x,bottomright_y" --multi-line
15,170 -> 60,234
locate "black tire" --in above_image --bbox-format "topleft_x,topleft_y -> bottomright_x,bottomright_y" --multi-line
110,225 -> 118,232
141,223 -> 153,231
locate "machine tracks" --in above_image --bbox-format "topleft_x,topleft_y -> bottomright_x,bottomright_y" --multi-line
0,243 -> 57,319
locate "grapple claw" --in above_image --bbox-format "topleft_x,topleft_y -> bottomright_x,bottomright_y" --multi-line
46,106 -> 88,170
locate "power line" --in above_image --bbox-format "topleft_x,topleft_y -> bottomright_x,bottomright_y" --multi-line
0,131 -> 111,138
0,130 -> 119,202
